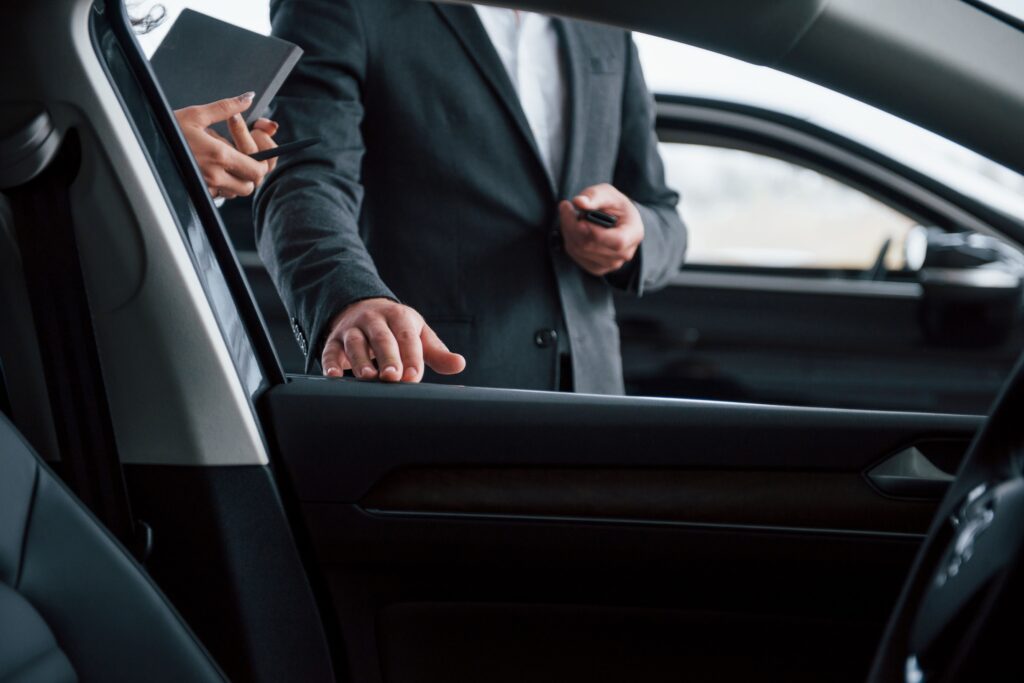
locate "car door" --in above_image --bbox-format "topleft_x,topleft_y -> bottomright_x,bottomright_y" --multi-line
87,3 -> 1017,683
255,377 -> 980,683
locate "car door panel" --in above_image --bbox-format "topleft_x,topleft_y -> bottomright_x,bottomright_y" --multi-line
261,377 -> 980,683
615,273 -> 1023,413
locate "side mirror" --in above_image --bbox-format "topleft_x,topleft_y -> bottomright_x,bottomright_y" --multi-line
905,227 -> 1024,346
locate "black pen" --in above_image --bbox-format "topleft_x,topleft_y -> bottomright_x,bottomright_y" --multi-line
577,208 -> 619,229
249,136 -> 321,162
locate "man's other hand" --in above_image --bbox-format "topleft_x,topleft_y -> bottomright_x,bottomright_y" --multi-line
321,298 -> 467,382
558,183 -> 644,277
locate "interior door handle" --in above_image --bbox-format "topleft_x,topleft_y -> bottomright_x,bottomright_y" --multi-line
866,446 -> 955,500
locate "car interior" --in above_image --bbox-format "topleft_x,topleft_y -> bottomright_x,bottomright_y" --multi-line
1,0 -> 1023,682
0,412 -> 224,682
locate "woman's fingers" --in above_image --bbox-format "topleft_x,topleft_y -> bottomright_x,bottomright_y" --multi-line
252,118 -> 279,135
251,129 -> 279,172
177,91 -> 255,128
206,169 -> 256,199
200,128 -> 265,181
227,113 -> 259,154
225,114 -> 271,183
221,148 -> 268,185
175,93 -> 278,197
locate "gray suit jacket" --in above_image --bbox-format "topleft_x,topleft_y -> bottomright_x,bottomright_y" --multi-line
255,0 -> 686,393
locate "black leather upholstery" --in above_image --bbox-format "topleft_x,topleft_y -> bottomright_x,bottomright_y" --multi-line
0,414 -> 226,682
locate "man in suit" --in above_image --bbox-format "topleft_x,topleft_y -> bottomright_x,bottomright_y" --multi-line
255,0 -> 686,394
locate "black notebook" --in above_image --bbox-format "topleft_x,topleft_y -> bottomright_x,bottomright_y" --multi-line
150,9 -> 302,139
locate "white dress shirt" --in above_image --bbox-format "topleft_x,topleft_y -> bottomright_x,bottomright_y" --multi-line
474,6 -> 569,186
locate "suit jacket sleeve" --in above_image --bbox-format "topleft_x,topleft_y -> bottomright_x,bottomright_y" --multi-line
606,34 -> 688,296
255,0 -> 396,371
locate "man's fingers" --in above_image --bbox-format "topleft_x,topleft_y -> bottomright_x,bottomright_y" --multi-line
387,310 -> 425,382
321,338 -> 346,377
422,325 -> 467,376
558,200 -> 582,233
572,183 -> 624,213
584,227 -> 640,254
572,193 -> 595,210
327,299 -> 462,383
365,321 -> 403,382
227,113 -> 260,155
342,327 -> 376,379
186,91 -> 255,127
337,350 -> 353,373
560,193 -> 640,257
575,252 -> 608,274
579,240 -> 626,260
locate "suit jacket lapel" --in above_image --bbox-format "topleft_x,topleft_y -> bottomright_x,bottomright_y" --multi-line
556,19 -> 589,201
432,3 -> 553,193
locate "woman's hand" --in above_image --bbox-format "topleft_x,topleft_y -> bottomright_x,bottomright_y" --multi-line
174,92 -> 279,199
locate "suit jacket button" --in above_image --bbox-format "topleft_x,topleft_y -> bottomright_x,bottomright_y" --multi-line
534,329 -> 558,348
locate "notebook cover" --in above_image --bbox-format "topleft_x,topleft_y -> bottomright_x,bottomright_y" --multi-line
150,9 -> 303,140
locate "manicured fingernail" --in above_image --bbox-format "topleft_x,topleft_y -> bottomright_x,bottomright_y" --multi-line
325,367 -> 340,377
383,366 -> 398,378
238,91 -> 255,102
360,367 -> 376,379
404,367 -> 418,381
